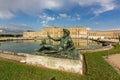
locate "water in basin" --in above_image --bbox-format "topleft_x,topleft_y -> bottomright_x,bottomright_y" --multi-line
0,39 -> 102,53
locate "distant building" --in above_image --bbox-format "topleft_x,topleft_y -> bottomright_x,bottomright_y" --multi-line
23,26 -> 88,38
23,26 -> 120,39
113,30 -> 120,39
88,30 -> 120,39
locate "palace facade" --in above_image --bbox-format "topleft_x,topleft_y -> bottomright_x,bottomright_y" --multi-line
88,30 -> 120,39
23,26 -> 120,39
23,26 -> 88,38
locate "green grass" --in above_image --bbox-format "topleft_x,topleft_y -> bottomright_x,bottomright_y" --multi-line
84,45 -> 120,80
0,58 -> 84,80
0,44 -> 120,80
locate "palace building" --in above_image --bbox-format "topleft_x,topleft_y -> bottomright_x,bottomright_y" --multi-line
23,26 -> 88,38
23,26 -> 120,39
88,30 -> 120,39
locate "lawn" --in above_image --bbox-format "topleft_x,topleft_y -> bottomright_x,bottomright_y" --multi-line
84,44 -> 120,80
0,44 -> 120,80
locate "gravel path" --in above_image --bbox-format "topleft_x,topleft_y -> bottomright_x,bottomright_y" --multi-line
105,54 -> 120,73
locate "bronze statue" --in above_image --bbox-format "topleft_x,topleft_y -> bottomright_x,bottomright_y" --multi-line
38,29 -> 79,59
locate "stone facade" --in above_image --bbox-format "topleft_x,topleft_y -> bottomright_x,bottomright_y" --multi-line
23,26 -> 120,39
88,30 -> 120,39
23,26 -> 88,38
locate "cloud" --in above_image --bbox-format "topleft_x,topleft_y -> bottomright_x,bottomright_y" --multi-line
58,13 -> 80,21
39,13 -> 55,27
74,14 -> 81,20
6,23 -> 33,31
0,0 -> 62,19
87,28 -> 91,30
0,0 -> 117,19
0,24 -> 31,34
71,0 -> 117,15
0,30 -> 3,32
59,13 -> 68,18
93,22 -> 101,25
92,0 -> 116,15
46,16 -> 55,21
63,0 -> 117,15
0,10 -> 14,19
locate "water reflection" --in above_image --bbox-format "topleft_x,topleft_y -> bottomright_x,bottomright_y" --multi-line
0,39 -> 102,53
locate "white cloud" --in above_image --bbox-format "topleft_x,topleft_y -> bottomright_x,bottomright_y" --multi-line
87,28 -> 91,30
44,0 -> 62,9
0,0 -> 62,19
0,10 -> 14,19
93,22 -> 100,25
110,27 -> 120,30
59,13 -> 68,18
92,0 -> 116,15
0,23 -> 32,33
0,0 -> 117,19
71,0 -> 117,15
58,13 -> 80,21
6,23 -> 33,30
39,13 -> 55,27
77,17 -> 80,20
76,14 -> 80,20
47,16 -> 55,21
0,30 -> 3,32
41,21 -> 46,24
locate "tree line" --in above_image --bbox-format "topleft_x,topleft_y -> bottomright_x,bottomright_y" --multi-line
0,34 -> 23,37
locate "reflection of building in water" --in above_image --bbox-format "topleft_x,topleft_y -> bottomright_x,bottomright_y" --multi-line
73,39 -> 101,49
88,30 -> 120,39
88,40 -> 100,46
43,39 -> 89,48
73,39 -> 87,49
22,39 -> 90,49
23,26 -> 88,38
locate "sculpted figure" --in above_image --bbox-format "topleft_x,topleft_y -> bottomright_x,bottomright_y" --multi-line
38,29 -> 79,59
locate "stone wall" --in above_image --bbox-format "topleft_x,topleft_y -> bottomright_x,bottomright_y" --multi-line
0,51 -> 83,75
79,45 -> 113,53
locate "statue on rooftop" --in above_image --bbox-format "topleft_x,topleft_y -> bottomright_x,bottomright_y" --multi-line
38,29 -> 79,59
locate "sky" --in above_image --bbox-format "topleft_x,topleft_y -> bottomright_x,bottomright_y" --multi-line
0,0 -> 120,33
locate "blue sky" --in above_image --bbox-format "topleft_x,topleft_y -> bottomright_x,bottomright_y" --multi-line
0,0 -> 120,32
